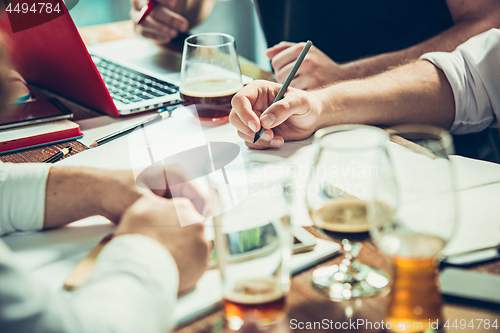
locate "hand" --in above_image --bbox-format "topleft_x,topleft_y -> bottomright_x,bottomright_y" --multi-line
115,195 -> 209,293
99,166 -> 208,223
229,80 -> 323,149
131,0 -> 189,44
266,42 -> 346,90
135,164 -> 207,216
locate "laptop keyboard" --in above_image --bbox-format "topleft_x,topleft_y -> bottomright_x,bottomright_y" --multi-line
93,57 -> 179,105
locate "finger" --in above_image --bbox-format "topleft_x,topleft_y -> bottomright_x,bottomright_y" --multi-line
137,15 -> 178,40
131,0 -> 148,11
274,61 -> 295,83
271,42 -> 306,74
237,128 -> 274,144
151,5 -> 189,32
244,135 -> 284,150
231,82 -> 272,132
154,0 -> 177,7
135,27 -> 174,44
174,198 -> 206,225
174,182 -> 207,215
265,41 -> 295,59
260,93 -> 310,128
288,75 -> 313,90
229,110 -> 256,137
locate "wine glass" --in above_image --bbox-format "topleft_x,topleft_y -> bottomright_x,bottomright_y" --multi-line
211,155 -> 293,331
305,125 -> 392,301
369,124 -> 457,332
180,33 -> 243,122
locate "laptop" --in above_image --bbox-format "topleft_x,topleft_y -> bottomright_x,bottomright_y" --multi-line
0,3 -> 181,116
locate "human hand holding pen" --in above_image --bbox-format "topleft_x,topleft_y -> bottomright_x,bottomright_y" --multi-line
229,80 -> 323,149
131,0 -> 189,44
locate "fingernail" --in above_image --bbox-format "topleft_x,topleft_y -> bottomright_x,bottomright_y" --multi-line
180,21 -> 188,32
261,132 -> 272,141
260,114 -> 275,127
270,139 -> 281,148
248,121 -> 257,132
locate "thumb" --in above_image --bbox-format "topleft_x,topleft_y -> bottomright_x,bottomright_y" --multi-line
259,93 -> 305,129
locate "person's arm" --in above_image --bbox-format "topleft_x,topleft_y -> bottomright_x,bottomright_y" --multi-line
0,236 -> 179,333
0,195 -> 209,332
341,0 -> 500,79
0,163 -> 206,235
230,61 -> 455,149
232,28 -> 500,149
267,0 -> 500,90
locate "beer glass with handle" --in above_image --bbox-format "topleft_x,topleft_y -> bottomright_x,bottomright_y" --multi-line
212,155 -> 293,331
180,33 -> 243,121
306,125 -> 392,301
369,124 -> 457,333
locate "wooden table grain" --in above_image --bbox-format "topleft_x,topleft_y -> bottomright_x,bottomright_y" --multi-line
2,20 -> 499,333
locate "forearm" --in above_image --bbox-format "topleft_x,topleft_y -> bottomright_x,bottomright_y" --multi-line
44,168 -> 143,229
341,17 -> 498,80
0,235 -> 179,333
317,60 -> 455,129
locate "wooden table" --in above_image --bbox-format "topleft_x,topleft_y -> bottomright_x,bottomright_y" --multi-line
2,20 -> 500,333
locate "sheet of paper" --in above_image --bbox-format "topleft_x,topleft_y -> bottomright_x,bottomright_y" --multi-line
61,107 -> 239,169
21,233 -> 339,326
442,182 -> 500,256
76,111 -> 161,147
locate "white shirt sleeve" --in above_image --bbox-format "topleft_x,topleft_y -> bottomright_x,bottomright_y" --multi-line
0,162 -> 51,235
420,28 -> 500,135
0,234 -> 179,333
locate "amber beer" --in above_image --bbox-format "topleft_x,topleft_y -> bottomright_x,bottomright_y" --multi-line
308,199 -> 371,233
180,78 -> 242,121
223,278 -> 287,327
386,255 -> 443,333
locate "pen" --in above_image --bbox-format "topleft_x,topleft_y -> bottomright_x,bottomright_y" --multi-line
136,1 -> 156,25
90,111 -> 172,148
43,146 -> 72,163
253,40 -> 313,143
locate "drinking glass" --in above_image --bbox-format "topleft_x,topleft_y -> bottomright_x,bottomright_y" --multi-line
305,125 -> 391,301
369,124 -> 457,333
180,33 -> 243,121
212,155 -> 293,331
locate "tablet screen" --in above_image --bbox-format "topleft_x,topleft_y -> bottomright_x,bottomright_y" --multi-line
0,99 -> 72,129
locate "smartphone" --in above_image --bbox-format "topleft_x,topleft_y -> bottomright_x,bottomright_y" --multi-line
0,98 -> 73,130
440,268 -> 500,305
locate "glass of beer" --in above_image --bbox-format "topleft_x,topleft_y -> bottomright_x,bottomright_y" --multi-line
212,155 -> 293,331
369,124 -> 457,333
305,125 -> 392,301
180,33 -> 243,121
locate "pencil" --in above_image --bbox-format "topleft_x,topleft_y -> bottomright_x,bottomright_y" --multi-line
136,1 -> 156,25
253,40 -> 313,143
90,111 -> 171,148
43,146 -> 72,163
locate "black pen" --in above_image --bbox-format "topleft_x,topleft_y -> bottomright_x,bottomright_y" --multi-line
90,111 -> 172,148
44,146 -> 72,163
254,40 -> 313,143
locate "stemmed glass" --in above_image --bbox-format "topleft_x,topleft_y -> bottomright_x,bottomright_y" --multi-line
369,124 -> 457,332
305,125 -> 393,301
180,33 -> 243,122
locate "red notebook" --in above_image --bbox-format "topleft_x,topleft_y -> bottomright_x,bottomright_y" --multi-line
0,120 -> 83,154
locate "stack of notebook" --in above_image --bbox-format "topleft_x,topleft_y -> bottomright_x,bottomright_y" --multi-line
0,119 -> 83,155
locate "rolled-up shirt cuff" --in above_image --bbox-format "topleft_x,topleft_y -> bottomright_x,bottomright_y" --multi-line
84,234 -> 180,331
0,163 -> 51,235
420,29 -> 500,135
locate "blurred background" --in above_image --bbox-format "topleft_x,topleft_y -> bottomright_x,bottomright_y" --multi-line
71,0 -> 271,69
